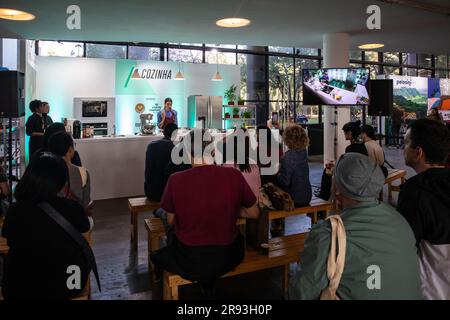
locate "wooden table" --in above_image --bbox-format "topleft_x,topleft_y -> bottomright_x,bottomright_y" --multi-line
383,169 -> 407,201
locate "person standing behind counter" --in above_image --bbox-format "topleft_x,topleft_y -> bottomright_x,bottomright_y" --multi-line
26,100 -> 46,157
157,98 -> 178,130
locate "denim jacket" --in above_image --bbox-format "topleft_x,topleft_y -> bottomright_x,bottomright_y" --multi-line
277,149 -> 312,206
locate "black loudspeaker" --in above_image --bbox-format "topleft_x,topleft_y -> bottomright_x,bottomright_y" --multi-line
369,79 -> 393,116
0,71 -> 25,118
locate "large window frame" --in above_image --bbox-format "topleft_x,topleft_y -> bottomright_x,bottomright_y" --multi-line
36,40 -> 450,125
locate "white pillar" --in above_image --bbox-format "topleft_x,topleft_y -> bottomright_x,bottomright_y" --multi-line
322,33 -> 351,164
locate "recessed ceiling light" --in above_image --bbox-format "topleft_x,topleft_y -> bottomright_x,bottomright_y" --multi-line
358,43 -> 385,50
0,8 -> 35,21
216,18 -> 251,28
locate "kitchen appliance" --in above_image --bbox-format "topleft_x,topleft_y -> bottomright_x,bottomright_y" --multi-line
187,95 -> 223,129
139,113 -> 155,135
83,122 -> 108,136
72,120 -> 82,139
74,98 -> 115,135
82,100 -> 108,117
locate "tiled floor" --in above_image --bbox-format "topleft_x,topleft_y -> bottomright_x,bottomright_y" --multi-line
0,146 -> 412,300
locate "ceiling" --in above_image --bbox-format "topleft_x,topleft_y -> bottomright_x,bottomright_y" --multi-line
0,0 -> 449,55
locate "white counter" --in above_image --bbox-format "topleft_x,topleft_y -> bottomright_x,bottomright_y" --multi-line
75,135 -> 163,200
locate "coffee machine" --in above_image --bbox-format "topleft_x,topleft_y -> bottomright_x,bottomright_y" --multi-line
139,113 -> 155,135
64,119 -> 82,139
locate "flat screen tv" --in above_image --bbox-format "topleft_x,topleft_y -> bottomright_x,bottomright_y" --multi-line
82,100 -> 108,117
302,68 -> 370,106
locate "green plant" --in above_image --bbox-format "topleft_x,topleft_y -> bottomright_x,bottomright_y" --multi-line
232,107 -> 240,115
224,85 -> 237,103
243,111 -> 252,119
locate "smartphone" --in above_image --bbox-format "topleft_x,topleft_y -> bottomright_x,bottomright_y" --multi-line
271,112 -> 279,125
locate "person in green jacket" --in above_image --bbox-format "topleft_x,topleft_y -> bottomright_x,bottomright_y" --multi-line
289,152 -> 422,300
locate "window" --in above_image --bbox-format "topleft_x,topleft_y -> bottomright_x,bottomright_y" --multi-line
350,50 -> 363,61
38,41 -> 84,57
296,104 -> 319,124
418,69 -> 432,77
403,68 -> 418,76
168,48 -> 202,63
269,56 -> 294,103
269,46 -> 293,54
349,63 -> 363,68
295,58 -> 319,102
205,51 -> 236,65
435,70 -> 448,78
435,55 -> 448,69
85,43 -> 126,59
384,66 -> 400,76
368,65 -> 380,79
417,54 -> 432,67
402,53 -> 417,66
128,46 -> 160,60
205,44 -> 237,49
383,52 -> 400,65
296,48 -> 319,56
364,51 -> 379,62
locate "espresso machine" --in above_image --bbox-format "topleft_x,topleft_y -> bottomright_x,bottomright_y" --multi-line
139,113 -> 155,135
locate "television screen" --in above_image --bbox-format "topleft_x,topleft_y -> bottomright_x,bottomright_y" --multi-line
82,101 -> 108,117
302,68 -> 370,105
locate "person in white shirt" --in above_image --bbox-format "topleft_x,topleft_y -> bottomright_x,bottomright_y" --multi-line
360,125 -> 385,166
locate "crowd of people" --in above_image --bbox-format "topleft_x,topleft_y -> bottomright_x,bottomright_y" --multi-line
1,97 -> 449,300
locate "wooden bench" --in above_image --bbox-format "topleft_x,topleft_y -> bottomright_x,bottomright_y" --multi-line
127,197 -> 160,252
383,169 -> 407,201
161,232 -> 307,300
144,217 -> 247,281
268,196 -> 332,225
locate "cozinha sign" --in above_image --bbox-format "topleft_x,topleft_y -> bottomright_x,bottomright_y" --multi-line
131,68 -> 172,80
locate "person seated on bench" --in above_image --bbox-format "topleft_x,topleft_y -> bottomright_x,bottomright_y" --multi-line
397,119 -> 450,300
48,132 -> 94,229
150,129 -> 259,295
221,128 -> 261,200
144,123 -> 179,202
277,124 -> 312,207
360,125 -> 385,166
1,153 -> 92,300
256,125 -> 282,186
289,153 -> 422,300
342,120 -> 368,156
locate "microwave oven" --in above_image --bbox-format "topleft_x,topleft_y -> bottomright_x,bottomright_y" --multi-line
82,101 -> 108,117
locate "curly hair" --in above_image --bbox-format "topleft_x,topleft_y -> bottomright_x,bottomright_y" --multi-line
283,124 -> 309,151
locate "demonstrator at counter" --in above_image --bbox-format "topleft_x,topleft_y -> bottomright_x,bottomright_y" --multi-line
157,98 -> 178,130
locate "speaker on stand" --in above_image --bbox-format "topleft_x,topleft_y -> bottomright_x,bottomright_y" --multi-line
0,71 -> 26,204
369,79 -> 394,147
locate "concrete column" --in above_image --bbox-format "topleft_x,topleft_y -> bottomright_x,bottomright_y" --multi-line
322,33 -> 351,164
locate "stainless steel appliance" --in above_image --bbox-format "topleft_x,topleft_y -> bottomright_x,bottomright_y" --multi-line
83,122 -> 108,136
187,95 -> 223,129
139,113 -> 155,135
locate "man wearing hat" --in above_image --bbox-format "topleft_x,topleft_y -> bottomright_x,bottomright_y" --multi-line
289,153 -> 422,300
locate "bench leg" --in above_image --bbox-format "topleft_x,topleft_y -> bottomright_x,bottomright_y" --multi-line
388,182 -> 393,202
308,212 -> 318,225
163,271 -> 178,300
131,212 -> 138,252
282,264 -> 290,299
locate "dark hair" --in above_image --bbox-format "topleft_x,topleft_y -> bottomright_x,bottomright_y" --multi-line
29,100 -> 42,113
164,98 -> 173,105
14,153 -> 68,203
222,129 -> 251,173
189,128 -> 213,159
361,125 -> 377,140
48,132 -> 74,157
164,123 -> 178,140
342,120 -> 362,141
43,122 -> 66,149
408,119 -> 450,165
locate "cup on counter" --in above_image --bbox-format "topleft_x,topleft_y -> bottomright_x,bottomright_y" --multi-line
260,243 -> 270,255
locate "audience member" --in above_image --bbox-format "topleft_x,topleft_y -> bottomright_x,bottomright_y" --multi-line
342,121 -> 368,156
397,119 -> 450,300
289,153 -> 422,300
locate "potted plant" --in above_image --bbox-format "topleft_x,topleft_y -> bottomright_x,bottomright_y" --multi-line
224,112 -> 231,119
224,85 -> 237,105
238,97 -> 245,106
243,111 -> 252,119
232,107 -> 240,119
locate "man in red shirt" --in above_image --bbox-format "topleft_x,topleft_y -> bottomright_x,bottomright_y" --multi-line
151,129 -> 259,296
